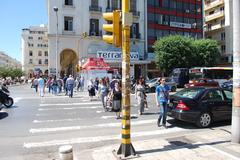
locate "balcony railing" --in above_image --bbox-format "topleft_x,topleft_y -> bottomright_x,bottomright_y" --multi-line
130,33 -> 141,39
205,11 -> 224,22
204,0 -> 224,11
130,10 -> 140,17
89,30 -> 102,37
105,7 -> 119,12
205,23 -> 225,32
89,5 -> 102,12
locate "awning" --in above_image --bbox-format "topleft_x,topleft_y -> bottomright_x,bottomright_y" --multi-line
82,58 -> 110,70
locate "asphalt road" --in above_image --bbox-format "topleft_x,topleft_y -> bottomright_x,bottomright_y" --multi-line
0,85 -> 231,160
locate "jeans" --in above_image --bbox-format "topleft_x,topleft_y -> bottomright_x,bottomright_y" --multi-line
52,85 -> 58,95
158,101 -> 168,125
68,84 -> 74,97
100,94 -> 107,109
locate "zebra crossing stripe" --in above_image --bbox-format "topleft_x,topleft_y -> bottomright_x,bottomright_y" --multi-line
29,119 -> 157,134
38,106 -> 101,111
40,102 -> 101,107
24,128 -> 185,148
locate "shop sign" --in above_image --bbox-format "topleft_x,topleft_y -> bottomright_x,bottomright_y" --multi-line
170,22 -> 191,29
97,51 -> 139,61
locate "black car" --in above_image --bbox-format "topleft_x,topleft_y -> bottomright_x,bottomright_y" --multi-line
168,87 -> 232,128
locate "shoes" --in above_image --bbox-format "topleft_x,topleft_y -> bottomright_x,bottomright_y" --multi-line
157,119 -> 161,127
163,124 -> 167,129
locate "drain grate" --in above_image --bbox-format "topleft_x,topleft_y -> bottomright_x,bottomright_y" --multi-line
166,136 -> 194,147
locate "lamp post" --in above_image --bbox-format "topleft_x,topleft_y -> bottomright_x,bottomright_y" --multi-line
53,6 -> 59,77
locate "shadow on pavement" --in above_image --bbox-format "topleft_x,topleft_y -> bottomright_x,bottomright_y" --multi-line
142,112 -> 159,116
137,140 -> 230,155
0,112 -> 8,120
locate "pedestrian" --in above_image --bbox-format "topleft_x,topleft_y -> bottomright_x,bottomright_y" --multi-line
63,74 -> 68,95
75,77 -> 80,91
33,77 -> 39,93
135,79 -> 145,115
38,75 -> 45,97
88,79 -> 95,101
57,77 -> 64,93
46,77 -> 53,93
80,76 -> 85,91
66,75 -> 75,98
52,76 -> 58,95
156,77 -> 170,128
111,82 -> 122,119
99,79 -> 109,111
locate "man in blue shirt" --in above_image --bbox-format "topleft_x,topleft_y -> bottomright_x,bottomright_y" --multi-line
156,78 -> 170,128
38,75 -> 45,97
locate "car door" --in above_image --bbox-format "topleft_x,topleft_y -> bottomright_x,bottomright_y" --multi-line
222,90 -> 232,120
201,89 -> 228,121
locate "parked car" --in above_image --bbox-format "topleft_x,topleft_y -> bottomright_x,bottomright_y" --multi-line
184,78 -> 219,88
221,79 -> 233,90
145,77 -> 177,93
167,87 -> 232,128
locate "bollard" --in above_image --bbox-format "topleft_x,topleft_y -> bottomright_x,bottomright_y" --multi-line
59,145 -> 73,160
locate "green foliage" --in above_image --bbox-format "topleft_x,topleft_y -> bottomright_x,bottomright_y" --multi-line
0,67 -> 23,79
153,35 -> 220,74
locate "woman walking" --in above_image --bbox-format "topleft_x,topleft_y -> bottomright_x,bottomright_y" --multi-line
99,79 -> 109,111
111,82 -> 122,119
135,79 -> 145,115
88,79 -> 95,101
156,78 -> 170,128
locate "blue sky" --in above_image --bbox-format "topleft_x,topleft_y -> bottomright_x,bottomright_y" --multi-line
0,0 -> 47,62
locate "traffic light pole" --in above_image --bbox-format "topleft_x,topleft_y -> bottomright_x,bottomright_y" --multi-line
232,0 -> 240,143
117,0 -> 136,157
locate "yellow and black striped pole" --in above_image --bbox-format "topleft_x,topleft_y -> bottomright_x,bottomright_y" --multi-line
117,0 -> 136,157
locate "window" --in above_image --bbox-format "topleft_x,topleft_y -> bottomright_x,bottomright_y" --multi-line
29,59 -> 33,64
28,36 -> 33,40
38,37 -> 42,40
162,0 -> 169,8
29,51 -> 33,56
38,51 -> 42,56
91,0 -> 98,6
170,0 -> 176,10
44,51 -> 48,57
38,59 -> 42,65
64,16 -> 73,31
221,19 -> 225,26
112,0 -> 118,9
204,90 -> 224,101
130,0 -> 137,11
221,32 -> 225,41
224,90 -> 232,100
44,59 -> 48,65
65,0 -> 73,5
221,45 -> 226,53
90,19 -> 99,36
130,23 -> 140,39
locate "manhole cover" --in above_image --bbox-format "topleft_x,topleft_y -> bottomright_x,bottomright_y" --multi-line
166,136 -> 194,146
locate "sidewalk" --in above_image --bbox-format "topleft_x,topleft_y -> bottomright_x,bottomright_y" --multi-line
77,127 -> 240,160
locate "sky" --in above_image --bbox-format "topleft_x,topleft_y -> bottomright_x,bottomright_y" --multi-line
0,0 -> 47,62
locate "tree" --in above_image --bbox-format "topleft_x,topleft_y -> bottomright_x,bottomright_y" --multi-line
192,39 -> 220,66
153,35 -> 220,74
153,35 -> 194,74
0,67 -> 23,79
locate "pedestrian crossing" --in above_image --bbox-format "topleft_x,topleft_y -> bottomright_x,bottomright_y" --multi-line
23,92 -> 188,151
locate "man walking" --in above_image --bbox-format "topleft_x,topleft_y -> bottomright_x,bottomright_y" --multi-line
38,75 -> 45,97
156,78 -> 170,128
66,75 -> 75,98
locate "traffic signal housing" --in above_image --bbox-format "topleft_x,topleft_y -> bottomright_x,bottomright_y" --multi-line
102,10 -> 122,48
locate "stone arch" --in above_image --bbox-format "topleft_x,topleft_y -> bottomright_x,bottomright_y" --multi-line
60,49 -> 78,77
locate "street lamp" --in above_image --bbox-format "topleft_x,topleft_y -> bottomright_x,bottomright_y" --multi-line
53,6 -> 58,77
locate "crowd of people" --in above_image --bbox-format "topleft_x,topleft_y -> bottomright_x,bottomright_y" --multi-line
30,75 -> 170,127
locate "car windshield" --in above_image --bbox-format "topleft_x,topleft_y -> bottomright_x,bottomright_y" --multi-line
174,88 -> 204,99
147,78 -> 158,83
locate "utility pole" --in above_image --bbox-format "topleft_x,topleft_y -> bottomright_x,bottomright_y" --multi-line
117,0 -> 136,157
232,0 -> 240,143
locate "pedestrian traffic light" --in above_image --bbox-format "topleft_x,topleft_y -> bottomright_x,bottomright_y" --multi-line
102,10 -> 122,48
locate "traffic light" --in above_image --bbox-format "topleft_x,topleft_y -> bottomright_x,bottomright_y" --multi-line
102,10 -> 122,48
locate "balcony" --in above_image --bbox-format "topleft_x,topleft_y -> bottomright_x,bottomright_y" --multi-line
204,0 -> 224,11
89,5 -> 102,12
131,33 -> 141,39
130,10 -> 140,17
205,11 -> 224,22
89,30 -> 102,37
205,23 -> 225,32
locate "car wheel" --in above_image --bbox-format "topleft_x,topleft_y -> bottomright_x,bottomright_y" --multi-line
171,86 -> 177,92
196,112 -> 212,128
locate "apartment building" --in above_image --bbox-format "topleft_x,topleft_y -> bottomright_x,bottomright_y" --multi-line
0,51 -> 21,69
204,0 -> 233,65
47,0 -> 146,78
146,0 -> 203,78
21,25 -> 48,78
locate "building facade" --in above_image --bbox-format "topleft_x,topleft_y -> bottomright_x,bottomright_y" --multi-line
47,0 -> 147,78
204,0 -> 233,65
146,0 -> 203,78
21,25 -> 49,78
0,51 -> 21,69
